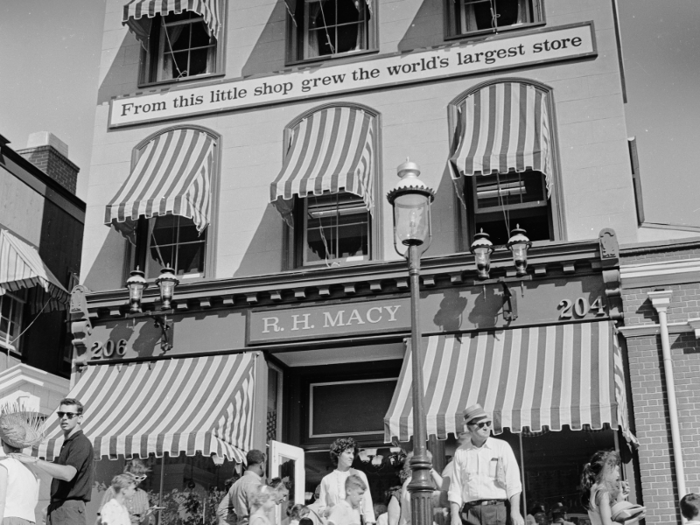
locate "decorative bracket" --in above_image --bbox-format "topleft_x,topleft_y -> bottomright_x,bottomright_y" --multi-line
126,309 -> 175,353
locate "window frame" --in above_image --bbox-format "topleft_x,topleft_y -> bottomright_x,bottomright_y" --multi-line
137,8 -> 226,88
286,0 -> 378,66
444,0 -> 545,42
126,125 -> 221,283
0,290 -> 26,356
447,78 -> 566,250
281,103 -> 383,270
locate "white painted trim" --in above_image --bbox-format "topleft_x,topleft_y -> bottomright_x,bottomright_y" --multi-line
621,258 -> 700,288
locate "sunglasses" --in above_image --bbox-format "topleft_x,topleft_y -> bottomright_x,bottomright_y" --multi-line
57,411 -> 81,419
469,421 -> 492,429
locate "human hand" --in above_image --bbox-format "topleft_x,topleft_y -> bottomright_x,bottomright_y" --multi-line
9,453 -> 38,464
510,510 -> 524,525
619,480 -> 630,499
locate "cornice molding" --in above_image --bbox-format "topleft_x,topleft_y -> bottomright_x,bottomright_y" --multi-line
620,259 -> 700,289
79,239 -> 611,319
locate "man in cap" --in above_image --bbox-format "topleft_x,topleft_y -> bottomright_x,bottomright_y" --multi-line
13,397 -> 95,525
218,449 -> 267,525
448,404 -> 523,525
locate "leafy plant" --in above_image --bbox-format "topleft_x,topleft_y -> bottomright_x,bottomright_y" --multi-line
147,488 -> 227,525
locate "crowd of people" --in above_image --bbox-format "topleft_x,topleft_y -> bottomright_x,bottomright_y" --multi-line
0,398 -> 699,525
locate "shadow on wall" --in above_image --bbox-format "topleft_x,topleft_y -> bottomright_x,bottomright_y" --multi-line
83,228 -> 129,291
98,32 -> 141,105
427,162 -> 462,256
241,1 -> 289,78
397,0 -> 445,53
232,204 -> 286,278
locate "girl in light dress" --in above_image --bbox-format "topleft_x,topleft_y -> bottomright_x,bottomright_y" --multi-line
580,450 -> 643,525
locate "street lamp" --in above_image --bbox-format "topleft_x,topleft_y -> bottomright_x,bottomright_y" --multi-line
125,265 -> 179,352
470,229 -> 494,280
386,159 -> 435,525
507,225 -> 531,276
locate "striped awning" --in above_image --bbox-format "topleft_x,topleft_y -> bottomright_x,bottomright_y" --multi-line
0,228 -> 69,313
36,353 -> 256,462
123,0 -> 223,45
384,321 -> 636,445
105,128 -> 215,242
270,106 -> 376,226
449,82 -> 554,195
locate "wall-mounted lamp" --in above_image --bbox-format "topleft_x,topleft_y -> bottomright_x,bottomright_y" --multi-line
470,229 -> 494,280
506,225 -> 532,277
125,266 -> 179,353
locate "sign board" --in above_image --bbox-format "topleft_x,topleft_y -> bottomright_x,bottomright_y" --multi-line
109,22 -> 596,127
247,297 -> 411,344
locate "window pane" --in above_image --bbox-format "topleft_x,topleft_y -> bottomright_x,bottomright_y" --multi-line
189,21 -> 212,48
299,0 -> 369,60
458,0 -> 534,35
167,25 -> 190,51
475,171 -> 546,210
188,48 -> 211,77
176,242 -> 205,275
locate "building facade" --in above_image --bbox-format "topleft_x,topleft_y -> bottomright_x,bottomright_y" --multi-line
57,0 -> 695,522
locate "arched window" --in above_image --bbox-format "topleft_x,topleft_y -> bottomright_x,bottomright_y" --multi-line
449,80 -> 563,246
105,126 -> 219,279
270,104 -> 380,267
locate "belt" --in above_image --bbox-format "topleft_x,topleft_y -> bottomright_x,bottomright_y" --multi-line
464,499 -> 506,508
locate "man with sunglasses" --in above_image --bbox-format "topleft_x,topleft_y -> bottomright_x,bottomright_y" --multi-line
13,398 -> 94,525
448,404 -> 523,525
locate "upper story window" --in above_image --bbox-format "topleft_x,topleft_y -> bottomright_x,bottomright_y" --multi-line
446,0 -> 544,39
0,292 -> 24,355
105,126 -> 219,280
302,193 -> 371,266
122,0 -> 224,85
449,81 -> 562,246
287,0 -> 375,63
270,105 -> 379,267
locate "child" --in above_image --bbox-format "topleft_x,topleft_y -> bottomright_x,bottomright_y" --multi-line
101,474 -> 137,525
327,474 -> 367,525
681,493 -> 700,524
580,450 -> 643,525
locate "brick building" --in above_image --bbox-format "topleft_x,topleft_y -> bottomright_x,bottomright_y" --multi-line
53,0 -> 700,522
619,239 -> 700,523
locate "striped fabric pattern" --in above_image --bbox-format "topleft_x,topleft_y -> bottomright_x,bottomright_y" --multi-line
0,229 -> 69,313
384,321 -> 636,444
123,0 -> 223,44
36,353 -> 256,462
104,128 -> 215,241
450,82 -> 553,194
270,106 -> 376,225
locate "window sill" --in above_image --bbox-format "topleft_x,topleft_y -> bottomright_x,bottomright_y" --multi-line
444,21 -> 546,43
137,72 -> 226,91
286,48 -> 379,68
300,257 -> 371,269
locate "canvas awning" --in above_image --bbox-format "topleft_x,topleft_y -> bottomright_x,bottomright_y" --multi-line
0,228 -> 69,313
270,106 -> 376,226
36,353 -> 256,462
122,0 -> 223,45
449,82 -> 554,196
104,128 -> 215,242
384,321 -> 636,445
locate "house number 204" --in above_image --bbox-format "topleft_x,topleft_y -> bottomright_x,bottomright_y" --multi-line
557,297 -> 606,319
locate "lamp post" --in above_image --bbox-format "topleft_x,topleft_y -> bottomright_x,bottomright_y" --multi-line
386,160 -> 435,525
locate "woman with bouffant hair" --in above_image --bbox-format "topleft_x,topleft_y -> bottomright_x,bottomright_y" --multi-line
249,485 -> 278,525
580,450 -> 638,525
317,438 -> 375,525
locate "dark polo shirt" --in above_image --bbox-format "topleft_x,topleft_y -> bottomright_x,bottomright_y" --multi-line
50,430 -> 94,502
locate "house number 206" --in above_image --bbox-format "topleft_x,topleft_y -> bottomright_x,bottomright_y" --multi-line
91,339 -> 128,359
557,297 -> 606,319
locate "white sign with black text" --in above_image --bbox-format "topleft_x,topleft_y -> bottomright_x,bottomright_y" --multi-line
109,22 -> 596,127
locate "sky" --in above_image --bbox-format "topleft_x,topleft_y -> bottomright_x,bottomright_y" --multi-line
0,1 -> 699,225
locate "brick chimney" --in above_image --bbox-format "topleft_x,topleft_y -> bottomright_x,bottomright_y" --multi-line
17,132 -> 80,195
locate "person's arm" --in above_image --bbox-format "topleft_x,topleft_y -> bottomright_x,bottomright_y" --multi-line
387,495 -> 400,525
217,488 -> 232,522
597,490 -> 615,525
429,468 -> 443,489
508,493 -> 524,525
359,472 -> 375,524
448,452 -> 463,525
318,476 -> 331,510
10,454 -> 76,481
0,464 -> 8,521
